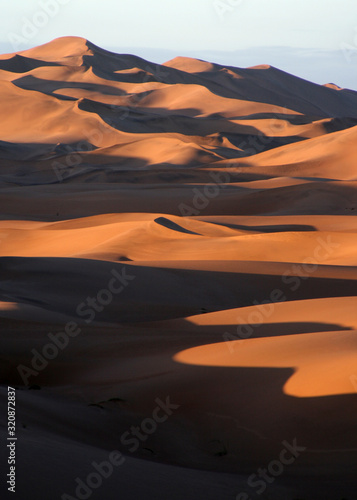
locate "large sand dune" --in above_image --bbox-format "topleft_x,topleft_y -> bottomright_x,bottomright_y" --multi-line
1,37 -> 357,499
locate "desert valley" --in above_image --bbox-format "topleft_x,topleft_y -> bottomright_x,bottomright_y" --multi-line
1,36 -> 357,499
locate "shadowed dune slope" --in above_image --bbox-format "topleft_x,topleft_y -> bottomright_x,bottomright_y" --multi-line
1,37 -> 357,500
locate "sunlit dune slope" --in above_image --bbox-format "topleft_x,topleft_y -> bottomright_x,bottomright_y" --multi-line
1,36 -> 357,500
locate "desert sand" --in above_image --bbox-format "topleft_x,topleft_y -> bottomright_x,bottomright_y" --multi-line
1,36 -> 357,499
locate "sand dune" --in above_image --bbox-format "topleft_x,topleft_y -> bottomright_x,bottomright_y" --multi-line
1,37 -> 357,499
1,214 -> 357,265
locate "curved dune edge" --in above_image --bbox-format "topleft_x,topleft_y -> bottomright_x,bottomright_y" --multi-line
173,330 -> 357,398
1,37 -> 357,499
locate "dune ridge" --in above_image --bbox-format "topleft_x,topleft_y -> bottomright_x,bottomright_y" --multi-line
1,37 -> 357,499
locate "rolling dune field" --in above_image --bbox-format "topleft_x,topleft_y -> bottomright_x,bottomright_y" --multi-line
1,37 -> 357,500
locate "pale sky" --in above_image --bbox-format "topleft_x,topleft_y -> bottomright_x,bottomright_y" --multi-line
1,0 -> 357,89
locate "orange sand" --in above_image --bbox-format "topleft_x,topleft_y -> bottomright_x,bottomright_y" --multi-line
1,37 -> 356,499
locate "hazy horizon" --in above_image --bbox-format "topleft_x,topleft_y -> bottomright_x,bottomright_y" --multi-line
2,3 -> 357,500
0,39 -> 356,91
1,0 -> 356,90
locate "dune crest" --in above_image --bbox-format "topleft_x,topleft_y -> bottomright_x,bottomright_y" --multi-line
1,37 -> 357,499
